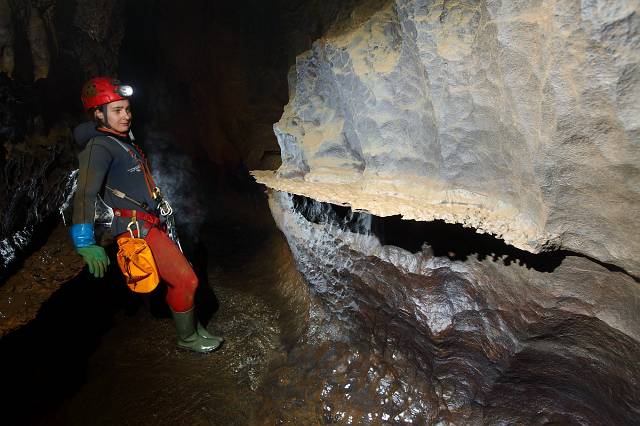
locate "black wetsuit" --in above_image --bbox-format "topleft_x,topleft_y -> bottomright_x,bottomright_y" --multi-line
72,122 -> 158,237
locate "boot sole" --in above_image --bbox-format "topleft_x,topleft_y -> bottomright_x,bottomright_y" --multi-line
176,341 -> 222,353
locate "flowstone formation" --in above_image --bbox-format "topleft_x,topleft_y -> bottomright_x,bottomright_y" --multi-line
260,192 -> 640,424
252,0 -> 640,276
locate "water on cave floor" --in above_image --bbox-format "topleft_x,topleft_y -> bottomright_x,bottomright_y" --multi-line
1,193 -> 639,425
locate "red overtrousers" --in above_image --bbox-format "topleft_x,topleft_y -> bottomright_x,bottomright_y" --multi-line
144,227 -> 197,312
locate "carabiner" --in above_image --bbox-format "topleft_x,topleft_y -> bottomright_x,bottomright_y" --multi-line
159,199 -> 173,217
127,218 -> 140,238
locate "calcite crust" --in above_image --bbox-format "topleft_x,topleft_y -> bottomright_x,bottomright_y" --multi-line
253,0 -> 640,275
253,169 -> 549,252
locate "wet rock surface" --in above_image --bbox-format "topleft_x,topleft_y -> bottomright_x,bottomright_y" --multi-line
253,0 -> 640,276
1,194 -> 638,425
0,223 -> 84,335
0,74 -> 78,276
262,191 -> 640,424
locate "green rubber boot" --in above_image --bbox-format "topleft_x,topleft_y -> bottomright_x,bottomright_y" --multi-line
171,308 -> 222,353
196,321 -> 225,347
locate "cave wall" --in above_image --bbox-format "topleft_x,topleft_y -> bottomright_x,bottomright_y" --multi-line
253,0 -> 640,277
0,0 -> 127,333
262,191 -> 640,424
0,0 -> 128,275
250,2 -> 640,420
127,0 -> 385,178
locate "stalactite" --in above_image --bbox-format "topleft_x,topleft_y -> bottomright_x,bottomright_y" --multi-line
26,9 -> 49,80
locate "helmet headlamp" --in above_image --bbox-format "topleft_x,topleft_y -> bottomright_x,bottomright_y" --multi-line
81,77 -> 134,110
116,85 -> 133,97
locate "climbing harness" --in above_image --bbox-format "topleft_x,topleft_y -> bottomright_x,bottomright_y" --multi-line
106,136 -> 158,200
105,136 -> 183,252
112,207 -> 161,231
107,185 -> 183,252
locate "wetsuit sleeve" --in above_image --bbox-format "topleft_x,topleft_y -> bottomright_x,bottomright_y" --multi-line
71,140 -> 113,236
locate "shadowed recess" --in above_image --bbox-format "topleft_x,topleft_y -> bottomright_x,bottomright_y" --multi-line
291,194 -> 640,280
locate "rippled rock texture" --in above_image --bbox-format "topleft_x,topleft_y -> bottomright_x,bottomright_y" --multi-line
252,0 -> 640,276
0,75 -> 77,276
260,191 -> 640,424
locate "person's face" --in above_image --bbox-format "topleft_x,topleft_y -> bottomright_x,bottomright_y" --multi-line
96,99 -> 132,133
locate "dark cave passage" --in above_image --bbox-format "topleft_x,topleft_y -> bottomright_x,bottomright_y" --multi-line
1,0 -> 639,425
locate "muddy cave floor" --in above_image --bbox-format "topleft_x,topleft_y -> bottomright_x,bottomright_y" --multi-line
1,194 -> 301,425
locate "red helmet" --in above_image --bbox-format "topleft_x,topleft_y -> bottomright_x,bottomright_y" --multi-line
81,76 -> 133,110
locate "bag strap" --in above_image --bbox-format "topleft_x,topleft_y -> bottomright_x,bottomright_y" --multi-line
106,136 -> 158,199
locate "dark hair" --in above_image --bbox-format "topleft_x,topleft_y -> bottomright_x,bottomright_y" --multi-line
87,106 -> 106,126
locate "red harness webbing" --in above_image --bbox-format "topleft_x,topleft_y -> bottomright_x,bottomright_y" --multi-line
113,208 -> 161,229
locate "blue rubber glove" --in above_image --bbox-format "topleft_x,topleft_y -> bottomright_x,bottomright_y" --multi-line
70,223 -> 96,248
70,223 -> 109,278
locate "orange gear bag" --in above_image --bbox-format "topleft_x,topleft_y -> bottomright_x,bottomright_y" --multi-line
116,219 -> 159,293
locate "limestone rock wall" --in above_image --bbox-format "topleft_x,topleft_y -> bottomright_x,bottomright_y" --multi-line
253,0 -> 640,276
262,191 -> 640,424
